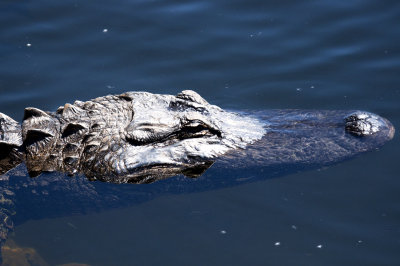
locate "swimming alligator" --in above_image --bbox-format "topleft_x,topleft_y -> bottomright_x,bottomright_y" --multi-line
0,90 -> 395,262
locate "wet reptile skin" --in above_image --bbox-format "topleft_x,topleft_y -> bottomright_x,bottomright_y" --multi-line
0,90 -> 395,263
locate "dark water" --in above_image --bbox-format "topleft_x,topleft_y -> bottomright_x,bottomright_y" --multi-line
0,0 -> 399,265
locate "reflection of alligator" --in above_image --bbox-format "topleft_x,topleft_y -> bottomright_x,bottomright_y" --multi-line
0,90 -> 395,263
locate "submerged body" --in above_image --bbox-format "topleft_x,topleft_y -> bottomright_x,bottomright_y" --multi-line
0,90 -> 395,262
0,90 -> 394,182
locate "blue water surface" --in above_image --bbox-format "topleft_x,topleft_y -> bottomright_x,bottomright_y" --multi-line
0,0 -> 399,265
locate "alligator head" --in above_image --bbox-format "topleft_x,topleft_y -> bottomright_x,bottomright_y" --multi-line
19,90 -> 265,183
0,90 -> 395,184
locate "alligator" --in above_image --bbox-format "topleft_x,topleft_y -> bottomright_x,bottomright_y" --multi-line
0,90 -> 395,263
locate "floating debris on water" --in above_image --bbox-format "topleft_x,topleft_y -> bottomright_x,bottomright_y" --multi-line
296,88 -> 302,92
250,32 -> 262,38
316,244 -> 323,249
103,28 -> 108,33
67,222 -> 77,230
291,225 -> 297,230
220,230 -> 227,234
274,242 -> 281,246
26,43 -> 32,47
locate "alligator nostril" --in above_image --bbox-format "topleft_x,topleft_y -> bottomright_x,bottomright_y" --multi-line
345,111 -> 383,137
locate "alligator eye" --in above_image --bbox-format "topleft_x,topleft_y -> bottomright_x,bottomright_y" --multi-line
125,121 -> 221,146
179,121 -> 221,139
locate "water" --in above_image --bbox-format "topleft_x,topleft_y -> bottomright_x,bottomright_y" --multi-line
0,0 -> 399,265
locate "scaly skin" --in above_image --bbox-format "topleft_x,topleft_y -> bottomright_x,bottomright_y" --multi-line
0,90 -> 395,263
17,90 -> 265,183
0,90 -> 395,182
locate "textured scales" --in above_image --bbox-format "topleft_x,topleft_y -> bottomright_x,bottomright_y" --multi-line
0,90 -> 395,263
18,90 -> 266,183
0,90 -> 395,184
